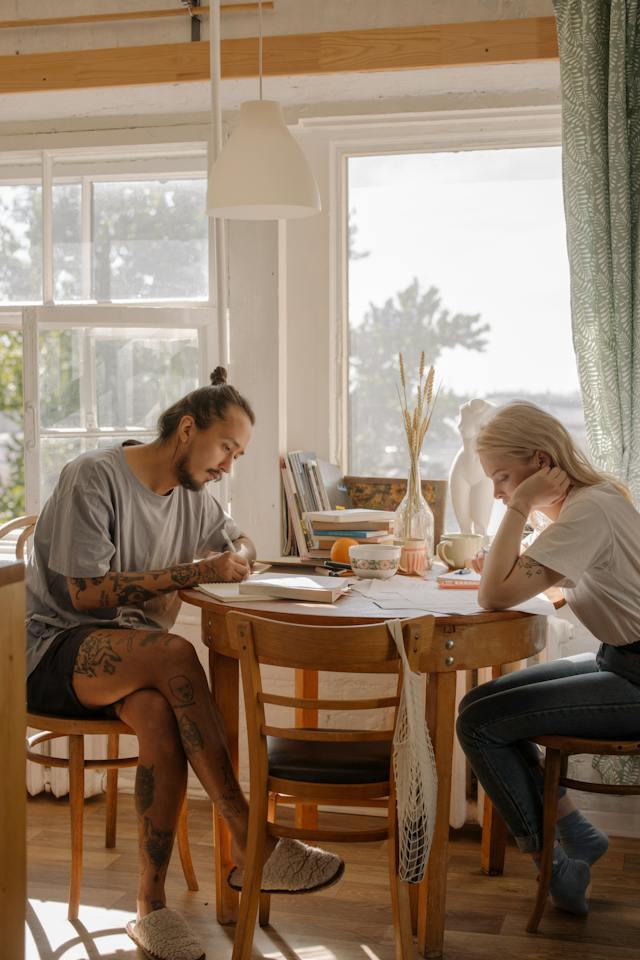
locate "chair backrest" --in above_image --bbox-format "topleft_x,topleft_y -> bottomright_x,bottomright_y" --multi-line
226,611 -> 435,749
343,475 -> 448,547
0,515 -> 37,561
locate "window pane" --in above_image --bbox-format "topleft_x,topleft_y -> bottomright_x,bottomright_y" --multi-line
93,179 -> 208,301
0,185 -> 42,303
53,182 -> 83,302
40,433 -> 154,503
95,327 -> 199,430
347,148 -> 585,499
0,330 -> 24,522
39,329 -> 82,429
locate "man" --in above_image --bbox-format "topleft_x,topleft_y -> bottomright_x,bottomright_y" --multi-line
26,368 -> 343,960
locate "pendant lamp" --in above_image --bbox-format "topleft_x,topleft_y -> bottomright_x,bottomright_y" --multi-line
207,2 -> 321,220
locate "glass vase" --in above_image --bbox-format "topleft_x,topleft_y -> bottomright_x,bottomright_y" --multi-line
393,456 -> 434,569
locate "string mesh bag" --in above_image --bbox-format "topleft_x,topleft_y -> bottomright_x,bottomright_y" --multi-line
387,619 -> 438,883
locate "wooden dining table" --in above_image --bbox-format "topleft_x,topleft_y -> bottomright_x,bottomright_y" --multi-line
180,583 -> 547,959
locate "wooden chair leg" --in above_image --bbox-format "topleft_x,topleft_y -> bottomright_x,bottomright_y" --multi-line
177,793 -> 199,891
481,794 -> 508,876
387,794 -> 415,959
68,735 -> 85,921
259,793 -> 277,927
105,733 -> 119,849
527,748 -> 563,934
409,883 -> 419,937
231,791 -> 269,960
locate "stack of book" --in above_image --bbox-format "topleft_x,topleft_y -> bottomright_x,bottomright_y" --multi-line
280,452 -> 348,557
304,508 -> 396,559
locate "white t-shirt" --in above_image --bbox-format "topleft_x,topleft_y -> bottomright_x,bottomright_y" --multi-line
525,482 -> 640,647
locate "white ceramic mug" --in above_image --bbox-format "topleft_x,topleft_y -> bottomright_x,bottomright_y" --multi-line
436,533 -> 484,570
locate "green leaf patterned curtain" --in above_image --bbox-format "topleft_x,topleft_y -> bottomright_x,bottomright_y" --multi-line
554,0 -> 640,499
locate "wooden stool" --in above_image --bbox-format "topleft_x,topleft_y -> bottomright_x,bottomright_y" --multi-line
527,734 -> 640,933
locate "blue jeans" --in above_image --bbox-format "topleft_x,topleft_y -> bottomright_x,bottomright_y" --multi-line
456,651 -> 640,853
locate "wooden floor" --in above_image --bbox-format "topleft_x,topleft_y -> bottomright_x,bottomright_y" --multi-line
26,792 -> 639,960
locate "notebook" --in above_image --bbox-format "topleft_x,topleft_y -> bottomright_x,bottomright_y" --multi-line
196,582 -> 274,603
436,569 -> 482,590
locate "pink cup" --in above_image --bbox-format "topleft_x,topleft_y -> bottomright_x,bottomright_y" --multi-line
395,538 -> 429,576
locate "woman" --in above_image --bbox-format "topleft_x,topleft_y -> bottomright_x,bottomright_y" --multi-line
456,401 -> 640,915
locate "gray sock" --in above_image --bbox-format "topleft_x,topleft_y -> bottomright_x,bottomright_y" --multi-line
534,847 -> 590,915
556,809 -> 608,866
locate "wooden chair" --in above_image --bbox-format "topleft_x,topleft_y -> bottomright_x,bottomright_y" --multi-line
226,609 -> 436,960
0,515 -> 198,920
527,734 -> 640,933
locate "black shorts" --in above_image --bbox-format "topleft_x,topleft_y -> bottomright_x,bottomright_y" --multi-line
27,625 -> 121,720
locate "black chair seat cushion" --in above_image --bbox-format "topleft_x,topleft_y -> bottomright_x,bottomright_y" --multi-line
267,735 -> 392,784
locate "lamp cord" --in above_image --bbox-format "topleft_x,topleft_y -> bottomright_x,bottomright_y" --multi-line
258,0 -> 263,100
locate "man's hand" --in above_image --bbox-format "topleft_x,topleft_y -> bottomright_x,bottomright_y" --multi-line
510,466 -> 571,517
198,552 -> 251,583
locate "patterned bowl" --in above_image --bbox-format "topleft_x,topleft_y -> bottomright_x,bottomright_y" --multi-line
348,544 -> 401,580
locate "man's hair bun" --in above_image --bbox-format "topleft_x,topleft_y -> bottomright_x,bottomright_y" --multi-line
210,366 -> 228,386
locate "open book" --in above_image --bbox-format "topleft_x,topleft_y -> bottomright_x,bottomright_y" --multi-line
196,582 -> 272,603
240,574 -> 349,603
197,573 -> 350,604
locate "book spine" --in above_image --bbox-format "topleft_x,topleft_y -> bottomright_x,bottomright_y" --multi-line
287,453 -> 316,549
310,460 -> 331,511
290,451 -> 315,514
280,457 -> 312,557
305,460 -> 322,511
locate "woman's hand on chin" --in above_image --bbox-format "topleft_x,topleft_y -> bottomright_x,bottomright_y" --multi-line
510,466 -> 571,515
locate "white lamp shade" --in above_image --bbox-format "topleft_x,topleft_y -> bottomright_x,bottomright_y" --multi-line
207,100 -> 321,220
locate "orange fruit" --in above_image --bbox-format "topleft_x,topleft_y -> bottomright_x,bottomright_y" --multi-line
330,537 -> 359,563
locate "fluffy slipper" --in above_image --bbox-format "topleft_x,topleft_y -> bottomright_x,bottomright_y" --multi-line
126,907 -> 205,960
227,838 -> 345,894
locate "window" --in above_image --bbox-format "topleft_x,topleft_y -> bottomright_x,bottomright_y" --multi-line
0,148 -> 214,515
0,185 -> 42,304
0,323 -> 24,522
51,178 -> 208,303
347,146 -> 585,529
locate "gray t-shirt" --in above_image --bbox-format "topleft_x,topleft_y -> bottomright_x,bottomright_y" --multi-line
26,443 -> 240,676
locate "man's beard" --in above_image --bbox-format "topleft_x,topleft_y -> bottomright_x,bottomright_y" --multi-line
175,454 -> 203,492
175,455 -> 221,492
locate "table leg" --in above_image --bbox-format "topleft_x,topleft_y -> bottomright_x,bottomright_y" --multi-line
417,671 -> 456,959
479,660 -> 526,875
294,668 -> 318,830
209,645 -> 240,924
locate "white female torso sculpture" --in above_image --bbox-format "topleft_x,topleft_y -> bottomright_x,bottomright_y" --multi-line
448,398 -> 495,538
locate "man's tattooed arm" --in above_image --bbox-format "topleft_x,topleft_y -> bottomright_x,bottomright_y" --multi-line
66,557 -> 223,611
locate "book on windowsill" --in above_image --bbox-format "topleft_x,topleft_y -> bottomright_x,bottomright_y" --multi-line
239,574 -> 350,603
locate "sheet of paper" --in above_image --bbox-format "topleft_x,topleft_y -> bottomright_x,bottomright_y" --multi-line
349,575 -> 553,617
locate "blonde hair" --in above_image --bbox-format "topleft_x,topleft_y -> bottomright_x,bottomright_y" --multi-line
476,401 -> 632,501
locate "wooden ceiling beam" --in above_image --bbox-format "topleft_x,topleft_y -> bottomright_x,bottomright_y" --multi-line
0,17 -> 558,96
